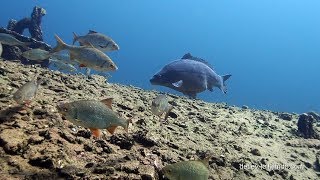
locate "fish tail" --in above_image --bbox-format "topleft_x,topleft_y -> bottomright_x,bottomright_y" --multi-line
51,34 -> 67,53
72,32 -> 78,45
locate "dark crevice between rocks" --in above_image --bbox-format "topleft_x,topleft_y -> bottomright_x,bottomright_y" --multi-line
108,134 -> 135,150
133,130 -> 158,147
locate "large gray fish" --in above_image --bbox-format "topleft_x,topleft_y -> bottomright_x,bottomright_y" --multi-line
13,75 -> 42,106
56,98 -> 131,138
151,94 -> 173,121
51,34 -> 118,72
73,30 -> 119,52
150,53 -> 231,98
22,48 -> 51,61
0,33 -> 30,49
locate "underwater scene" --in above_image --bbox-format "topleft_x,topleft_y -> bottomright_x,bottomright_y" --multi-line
0,0 -> 319,179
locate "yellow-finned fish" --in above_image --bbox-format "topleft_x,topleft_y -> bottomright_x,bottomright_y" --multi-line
22,48 -> 51,61
13,75 -> 42,106
150,94 -> 173,121
51,34 -> 118,72
0,33 -> 31,49
56,98 -> 132,138
73,30 -> 119,52
162,157 -> 210,180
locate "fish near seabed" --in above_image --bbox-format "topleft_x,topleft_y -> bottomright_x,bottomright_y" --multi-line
13,75 -> 42,106
51,34 -> 118,72
150,53 -> 231,99
56,98 -> 132,138
22,48 -> 51,61
151,94 -> 173,121
73,30 -> 120,52
0,33 -> 31,49
162,157 -> 210,180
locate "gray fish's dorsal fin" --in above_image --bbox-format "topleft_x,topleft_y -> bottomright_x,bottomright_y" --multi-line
88,30 -> 98,34
181,53 -> 214,70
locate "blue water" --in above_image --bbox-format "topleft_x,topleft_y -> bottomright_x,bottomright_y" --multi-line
1,0 -> 319,113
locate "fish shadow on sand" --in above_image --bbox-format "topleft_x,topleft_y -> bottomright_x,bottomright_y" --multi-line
0,105 -> 25,123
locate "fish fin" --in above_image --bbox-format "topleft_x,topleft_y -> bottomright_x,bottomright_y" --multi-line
100,98 -> 113,109
72,32 -> 79,45
172,80 -> 183,88
164,105 -> 173,121
79,64 -> 86,68
181,52 -> 193,59
89,128 -> 101,138
51,34 -> 67,53
222,74 -> 232,82
79,41 -> 95,48
208,86 -> 213,92
181,52 -> 214,69
88,30 -> 98,34
107,126 -> 117,134
220,74 -> 232,94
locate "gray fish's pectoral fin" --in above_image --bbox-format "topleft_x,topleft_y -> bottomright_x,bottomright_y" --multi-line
172,80 -> 183,88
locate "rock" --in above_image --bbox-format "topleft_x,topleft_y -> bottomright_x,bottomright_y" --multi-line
28,155 -> 54,169
28,135 -> 44,145
250,148 -> 261,156
58,165 -> 87,178
307,111 -> 320,121
76,129 -> 92,139
297,113 -> 318,139
109,134 -> 134,150
115,161 -> 139,174
92,165 -> 115,175
0,129 -> 28,155
38,129 -> 51,139
133,130 -> 158,147
138,165 -> 158,180
279,113 -> 293,121
242,105 -> 249,109
58,131 -> 75,144
95,139 -> 114,153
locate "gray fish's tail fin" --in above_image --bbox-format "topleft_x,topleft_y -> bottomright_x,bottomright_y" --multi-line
220,74 -> 232,94
72,32 -> 79,45
51,34 -> 67,53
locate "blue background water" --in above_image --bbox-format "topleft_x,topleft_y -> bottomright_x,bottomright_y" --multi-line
1,0 -> 319,113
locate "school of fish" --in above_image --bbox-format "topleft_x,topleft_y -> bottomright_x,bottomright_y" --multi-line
0,28 -> 233,179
